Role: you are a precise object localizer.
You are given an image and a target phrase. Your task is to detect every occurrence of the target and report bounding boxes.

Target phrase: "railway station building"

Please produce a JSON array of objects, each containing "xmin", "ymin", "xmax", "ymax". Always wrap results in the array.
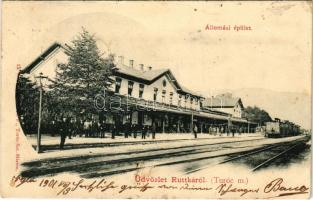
[{"xmin": 20, "ymin": 42, "xmax": 257, "ymax": 135}]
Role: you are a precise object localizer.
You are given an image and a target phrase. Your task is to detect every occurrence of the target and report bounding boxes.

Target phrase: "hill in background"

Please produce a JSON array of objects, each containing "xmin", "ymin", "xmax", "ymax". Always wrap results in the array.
[{"xmin": 214, "ymin": 88, "xmax": 311, "ymax": 129}]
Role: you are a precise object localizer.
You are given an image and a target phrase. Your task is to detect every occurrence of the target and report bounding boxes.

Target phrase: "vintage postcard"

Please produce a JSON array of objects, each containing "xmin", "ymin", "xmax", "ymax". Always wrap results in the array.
[{"xmin": 1, "ymin": 1, "xmax": 312, "ymax": 198}]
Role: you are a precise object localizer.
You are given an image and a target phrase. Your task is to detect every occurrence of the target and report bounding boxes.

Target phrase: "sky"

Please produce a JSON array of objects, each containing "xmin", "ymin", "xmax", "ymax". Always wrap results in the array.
[{"xmin": 3, "ymin": 1, "xmax": 311, "ymax": 96}]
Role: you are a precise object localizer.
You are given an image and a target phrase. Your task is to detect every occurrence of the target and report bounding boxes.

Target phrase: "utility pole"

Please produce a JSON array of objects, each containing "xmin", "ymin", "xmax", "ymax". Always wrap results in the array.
[
  {"xmin": 35, "ymin": 73, "xmax": 47, "ymax": 153},
  {"xmin": 248, "ymin": 121, "xmax": 250, "ymax": 134},
  {"xmin": 191, "ymin": 112, "xmax": 197, "ymax": 138},
  {"xmin": 227, "ymin": 115, "xmax": 232, "ymax": 136}
]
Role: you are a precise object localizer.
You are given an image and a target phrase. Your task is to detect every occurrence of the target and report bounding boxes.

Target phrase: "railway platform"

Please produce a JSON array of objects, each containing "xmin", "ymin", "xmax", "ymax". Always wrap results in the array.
[{"xmin": 20, "ymin": 135, "xmax": 308, "ymax": 178}]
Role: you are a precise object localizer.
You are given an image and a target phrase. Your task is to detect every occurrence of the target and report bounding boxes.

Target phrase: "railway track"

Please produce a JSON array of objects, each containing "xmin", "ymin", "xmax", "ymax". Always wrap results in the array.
[
  {"xmin": 23, "ymin": 137, "xmax": 264, "ymax": 167},
  {"xmin": 251, "ymin": 141, "xmax": 306, "ymax": 171},
  {"xmin": 21, "ymin": 136, "xmax": 309, "ymax": 178},
  {"xmin": 84, "ymin": 138, "xmax": 309, "ymax": 178},
  {"xmin": 21, "ymin": 137, "xmax": 263, "ymax": 178},
  {"xmin": 185, "ymin": 137, "xmax": 310, "ymax": 174}
]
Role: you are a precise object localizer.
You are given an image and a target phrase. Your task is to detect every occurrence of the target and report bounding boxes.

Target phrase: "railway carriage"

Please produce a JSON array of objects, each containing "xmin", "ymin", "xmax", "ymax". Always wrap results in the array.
[{"xmin": 265, "ymin": 118, "xmax": 301, "ymax": 138}]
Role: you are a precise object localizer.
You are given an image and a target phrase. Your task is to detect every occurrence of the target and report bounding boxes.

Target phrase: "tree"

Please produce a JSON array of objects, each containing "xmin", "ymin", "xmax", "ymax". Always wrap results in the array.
[
  {"xmin": 16, "ymin": 73, "xmax": 39, "ymax": 134},
  {"xmin": 50, "ymin": 28, "xmax": 116, "ymax": 117},
  {"xmin": 243, "ymin": 106, "xmax": 272, "ymax": 126}
]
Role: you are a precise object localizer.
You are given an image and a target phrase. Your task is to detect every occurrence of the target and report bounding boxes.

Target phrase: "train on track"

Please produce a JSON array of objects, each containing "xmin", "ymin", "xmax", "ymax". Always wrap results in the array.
[{"xmin": 265, "ymin": 118, "xmax": 301, "ymax": 138}]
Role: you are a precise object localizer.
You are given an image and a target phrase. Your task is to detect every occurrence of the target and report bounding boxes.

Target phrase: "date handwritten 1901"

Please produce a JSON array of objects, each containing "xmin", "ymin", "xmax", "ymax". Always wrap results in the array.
[{"xmin": 10, "ymin": 175, "xmax": 309, "ymax": 197}]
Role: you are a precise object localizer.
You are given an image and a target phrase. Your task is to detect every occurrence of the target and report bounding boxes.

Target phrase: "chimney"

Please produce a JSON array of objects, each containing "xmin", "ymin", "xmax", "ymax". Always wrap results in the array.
[
  {"xmin": 139, "ymin": 64, "xmax": 144, "ymax": 71},
  {"xmin": 148, "ymin": 66, "xmax": 152, "ymax": 71},
  {"xmin": 129, "ymin": 60, "xmax": 134, "ymax": 68},
  {"xmin": 118, "ymin": 56, "xmax": 124, "ymax": 65}
]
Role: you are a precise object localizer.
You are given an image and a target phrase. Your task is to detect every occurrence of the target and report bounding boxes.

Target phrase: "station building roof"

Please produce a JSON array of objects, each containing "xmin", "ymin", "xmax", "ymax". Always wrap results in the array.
[
  {"xmin": 21, "ymin": 42, "xmax": 203, "ymax": 98},
  {"xmin": 203, "ymin": 94, "xmax": 244, "ymax": 109}
]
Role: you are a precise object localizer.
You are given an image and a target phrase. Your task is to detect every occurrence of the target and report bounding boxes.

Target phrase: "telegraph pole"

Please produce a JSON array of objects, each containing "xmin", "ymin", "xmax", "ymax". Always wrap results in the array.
[
  {"xmin": 35, "ymin": 73, "xmax": 47, "ymax": 153},
  {"xmin": 248, "ymin": 121, "xmax": 250, "ymax": 134},
  {"xmin": 191, "ymin": 112, "xmax": 197, "ymax": 138},
  {"xmin": 190, "ymin": 113, "xmax": 193, "ymax": 133},
  {"xmin": 227, "ymin": 115, "xmax": 232, "ymax": 136}
]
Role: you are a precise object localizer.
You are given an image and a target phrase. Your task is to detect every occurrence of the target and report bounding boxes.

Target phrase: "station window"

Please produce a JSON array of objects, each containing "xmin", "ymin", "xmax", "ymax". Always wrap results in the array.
[
  {"xmin": 169, "ymin": 92, "xmax": 173, "ymax": 105},
  {"xmin": 139, "ymin": 84, "xmax": 144, "ymax": 98},
  {"xmin": 115, "ymin": 78, "xmax": 122, "ymax": 93},
  {"xmin": 178, "ymin": 94, "xmax": 182, "ymax": 107},
  {"xmin": 153, "ymin": 88, "xmax": 158, "ymax": 101},
  {"xmin": 128, "ymin": 81, "xmax": 134, "ymax": 96},
  {"xmin": 162, "ymin": 79, "xmax": 167, "ymax": 87},
  {"xmin": 162, "ymin": 90, "xmax": 166, "ymax": 103}
]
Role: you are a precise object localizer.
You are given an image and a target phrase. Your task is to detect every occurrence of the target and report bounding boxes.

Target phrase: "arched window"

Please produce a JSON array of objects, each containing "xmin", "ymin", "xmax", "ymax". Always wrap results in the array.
[{"xmin": 162, "ymin": 79, "xmax": 167, "ymax": 87}]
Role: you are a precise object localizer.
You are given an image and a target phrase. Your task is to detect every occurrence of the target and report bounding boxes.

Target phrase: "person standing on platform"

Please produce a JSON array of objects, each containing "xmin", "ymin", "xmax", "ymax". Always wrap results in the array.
[
  {"xmin": 239, "ymin": 127, "xmax": 243, "ymax": 135},
  {"xmin": 112, "ymin": 124, "xmax": 116, "ymax": 139},
  {"xmin": 193, "ymin": 124, "xmax": 198, "ymax": 139},
  {"xmin": 78, "ymin": 120, "xmax": 83, "ymax": 137},
  {"xmin": 123, "ymin": 123, "xmax": 127, "ymax": 138},
  {"xmin": 100, "ymin": 120, "xmax": 106, "ymax": 138},
  {"xmin": 59, "ymin": 117, "xmax": 67, "ymax": 149},
  {"xmin": 152, "ymin": 122, "xmax": 156, "ymax": 139},
  {"xmin": 67, "ymin": 118, "xmax": 73, "ymax": 139},
  {"xmin": 132, "ymin": 124, "xmax": 137, "ymax": 138},
  {"xmin": 51, "ymin": 120, "xmax": 56, "ymax": 137},
  {"xmin": 83, "ymin": 120, "xmax": 89, "ymax": 137},
  {"xmin": 71, "ymin": 119, "xmax": 77, "ymax": 137},
  {"xmin": 142, "ymin": 125, "xmax": 147, "ymax": 139},
  {"xmin": 92, "ymin": 120, "xmax": 99, "ymax": 138}
]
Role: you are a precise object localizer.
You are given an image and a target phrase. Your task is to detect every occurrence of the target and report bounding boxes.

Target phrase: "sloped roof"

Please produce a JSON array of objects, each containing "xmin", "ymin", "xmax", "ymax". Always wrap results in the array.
[
  {"xmin": 21, "ymin": 42, "xmax": 63, "ymax": 74},
  {"xmin": 203, "ymin": 96, "xmax": 243, "ymax": 108},
  {"xmin": 115, "ymin": 63, "xmax": 169, "ymax": 82},
  {"xmin": 180, "ymin": 85, "xmax": 203, "ymax": 97},
  {"xmin": 116, "ymin": 64, "xmax": 202, "ymax": 97},
  {"xmin": 21, "ymin": 42, "xmax": 202, "ymax": 98}
]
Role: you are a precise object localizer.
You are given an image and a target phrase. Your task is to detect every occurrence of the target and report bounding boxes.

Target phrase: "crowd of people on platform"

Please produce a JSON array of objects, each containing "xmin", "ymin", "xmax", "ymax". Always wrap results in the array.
[
  {"xmin": 22, "ymin": 116, "xmax": 255, "ymax": 149},
  {"xmin": 47, "ymin": 117, "xmax": 158, "ymax": 149}
]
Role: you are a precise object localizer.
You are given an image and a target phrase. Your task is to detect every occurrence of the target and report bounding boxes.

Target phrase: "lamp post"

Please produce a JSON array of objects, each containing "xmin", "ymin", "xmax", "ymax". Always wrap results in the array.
[{"xmin": 35, "ymin": 72, "xmax": 47, "ymax": 153}]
